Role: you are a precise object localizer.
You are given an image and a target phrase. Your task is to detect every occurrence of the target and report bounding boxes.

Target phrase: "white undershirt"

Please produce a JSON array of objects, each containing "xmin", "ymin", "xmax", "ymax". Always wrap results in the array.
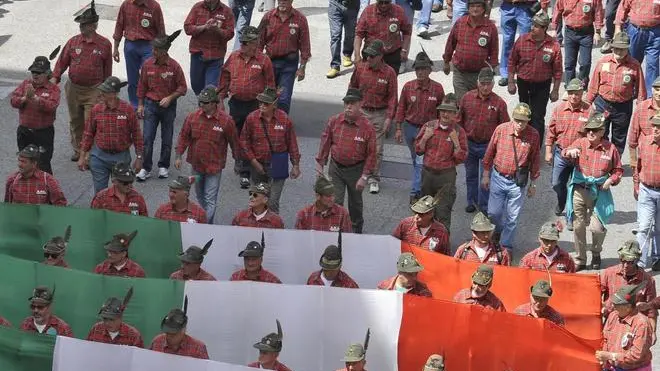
[
  {"xmin": 108, "ymin": 331, "xmax": 120, "ymax": 340},
  {"xmin": 439, "ymin": 124, "xmax": 449, "ymax": 130},
  {"xmin": 474, "ymin": 245, "xmax": 487, "ymax": 260},
  {"xmin": 542, "ymin": 249, "xmax": 559, "ymax": 264},
  {"xmin": 34, "ymin": 321, "xmax": 46, "ymax": 333},
  {"xmin": 418, "ymin": 226, "xmax": 430, "ymax": 236},
  {"xmin": 113, "ymin": 261, "xmax": 127, "ymax": 271},
  {"xmin": 320, "ymin": 274, "xmax": 332, "ymax": 286},
  {"xmin": 253, "ymin": 210, "xmax": 268, "ymax": 221}
]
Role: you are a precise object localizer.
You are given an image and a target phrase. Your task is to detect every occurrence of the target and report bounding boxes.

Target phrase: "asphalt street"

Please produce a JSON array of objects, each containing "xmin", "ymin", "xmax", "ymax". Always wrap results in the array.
[{"xmin": 0, "ymin": 0, "xmax": 657, "ymax": 366}]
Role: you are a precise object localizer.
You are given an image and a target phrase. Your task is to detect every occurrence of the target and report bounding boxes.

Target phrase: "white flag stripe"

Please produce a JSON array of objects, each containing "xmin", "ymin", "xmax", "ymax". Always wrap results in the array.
[
  {"xmin": 184, "ymin": 280, "xmax": 403, "ymax": 371},
  {"xmin": 180, "ymin": 224, "xmax": 402, "ymax": 288}
]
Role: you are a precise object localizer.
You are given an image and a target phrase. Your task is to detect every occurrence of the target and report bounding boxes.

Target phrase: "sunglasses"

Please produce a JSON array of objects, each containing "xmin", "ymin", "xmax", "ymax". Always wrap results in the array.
[
  {"xmin": 249, "ymin": 192, "xmax": 261, "ymax": 198},
  {"xmin": 44, "ymin": 252, "xmax": 59, "ymax": 259},
  {"xmin": 30, "ymin": 304, "xmax": 47, "ymax": 310},
  {"xmin": 585, "ymin": 128, "xmax": 603, "ymax": 133}
]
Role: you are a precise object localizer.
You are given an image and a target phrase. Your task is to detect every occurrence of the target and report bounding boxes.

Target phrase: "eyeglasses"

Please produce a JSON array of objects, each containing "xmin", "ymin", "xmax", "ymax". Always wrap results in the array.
[{"xmin": 44, "ymin": 253, "xmax": 59, "ymax": 259}]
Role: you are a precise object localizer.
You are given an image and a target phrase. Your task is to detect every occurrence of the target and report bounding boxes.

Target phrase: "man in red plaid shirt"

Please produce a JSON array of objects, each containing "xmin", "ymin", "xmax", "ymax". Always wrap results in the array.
[
  {"xmin": 155, "ymin": 176, "xmax": 208, "ymax": 224},
  {"xmin": 52, "ymin": 2, "xmax": 112, "ymax": 162},
  {"xmin": 170, "ymin": 240, "xmax": 217, "ymax": 281},
  {"xmin": 4, "ymin": 145, "xmax": 67, "ymax": 206},
  {"xmin": 392, "ymin": 196, "xmax": 450, "ymax": 255},
  {"xmin": 10, "ymin": 52, "xmax": 62, "ymax": 175},
  {"xmin": 240, "ymin": 87, "xmax": 301, "ymax": 213},
  {"xmin": 513, "ymin": 279, "xmax": 565, "ymax": 326},
  {"xmin": 87, "ymin": 288, "xmax": 144, "ymax": 347},
  {"xmin": 184, "ymin": 0, "xmax": 235, "ymax": 95},
  {"xmin": 78, "ymin": 76, "xmax": 144, "ymax": 194},
  {"xmin": 307, "ymin": 244, "xmax": 359, "ymax": 288},
  {"xmin": 295, "ymin": 177, "xmax": 352, "ymax": 232},
  {"xmin": 453, "ymin": 264, "xmax": 506, "ymax": 311},
  {"xmin": 454, "ymin": 212, "xmax": 512, "ymax": 265},
  {"xmin": 232, "ymin": 183, "xmax": 285, "ymax": 228},
  {"xmin": 175, "ymin": 87, "xmax": 239, "ymax": 223},
  {"xmin": 316, "ymin": 88, "xmax": 377, "ymax": 234},
  {"xmin": 42, "ymin": 226, "xmax": 71, "ymax": 269},
  {"xmin": 507, "ymin": 12, "xmax": 562, "ymax": 144},
  {"xmin": 20, "ymin": 286, "xmax": 73, "ymax": 337},
  {"xmin": 94, "ymin": 230, "xmax": 146, "ymax": 278},
  {"xmin": 378, "ymin": 253, "xmax": 432, "ymax": 297},
  {"xmin": 257, "ymin": 0, "xmax": 311, "ymax": 113},
  {"xmin": 91, "ymin": 162, "xmax": 148, "ymax": 216},
  {"xmin": 230, "ymin": 238, "xmax": 282, "ymax": 283},
  {"xmin": 519, "ymin": 222, "xmax": 576, "ymax": 273},
  {"xmin": 151, "ymin": 304, "xmax": 209, "ymax": 359},
  {"xmin": 628, "ymin": 77, "xmax": 660, "ymax": 172},
  {"xmin": 248, "ymin": 320, "xmax": 291, "ymax": 370}
]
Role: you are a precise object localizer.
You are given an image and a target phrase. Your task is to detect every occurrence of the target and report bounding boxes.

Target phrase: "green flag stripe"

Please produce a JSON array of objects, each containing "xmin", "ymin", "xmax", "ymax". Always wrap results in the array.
[
  {"xmin": 0, "ymin": 326, "xmax": 54, "ymax": 371},
  {"xmin": 0, "ymin": 204, "xmax": 182, "ymax": 279}
]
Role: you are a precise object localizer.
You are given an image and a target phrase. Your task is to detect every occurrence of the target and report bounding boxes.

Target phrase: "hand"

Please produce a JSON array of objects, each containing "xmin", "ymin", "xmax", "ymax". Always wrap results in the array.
[
  {"xmin": 356, "ymin": 176, "xmax": 367, "ymax": 191},
  {"xmin": 296, "ymin": 67, "xmax": 305, "ymax": 82},
  {"xmin": 159, "ymin": 96, "xmax": 173, "ymax": 108},
  {"xmin": 594, "ymin": 33, "xmax": 602, "ymax": 45},
  {"xmin": 113, "ymin": 48, "xmax": 120, "ymax": 63},
  {"xmin": 400, "ymin": 49, "xmax": 409, "ymax": 61},
  {"xmin": 637, "ymin": 301, "xmax": 653, "ymax": 312},
  {"xmin": 290, "ymin": 165, "xmax": 301, "ymax": 179},
  {"xmin": 315, "ymin": 162, "xmax": 324, "ymax": 176},
  {"xmin": 253, "ymin": 161, "xmax": 266, "ymax": 175},
  {"xmin": 174, "ymin": 158, "xmax": 182, "ymax": 170},
  {"xmin": 547, "ymin": 29, "xmax": 557, "ymax": 38},
  {"xmin": 354, "ymin": 53, "xmax": 362, "ymax": 65},
  {"xmin": 133, "ymin": 157, "xmax": 143, "ymax": 172},
  {"xmin": 137, "ymin": 105, "xmax": 145, "ymax": 119},
  {"xmin": 600, "ymin": 178, "xmax": 613, "ymax": 191},
  {"xmin": 77, "ymin": 154, "xmax": 88, "ymax": 171},
  {"xmin": 550, "ymin": 90, "xmax": 559, "ymax": 102},
  {"xmin": 25, "ymin": 84, "xmax": 35, "ymax": 99},
  {"xmin": 595, "ymin": 351, "xmax": 613, "ymax": 363},
  {"xmin": 423, "ymin": 123, "xmax": 435, "ymax": 139},
  {"xmin": 383, "ymin": 118, "xmax": 392, "ymax": 137},
  {"xmin": 634, "ymin": 185, "xmax": 639, "ymax": 201},
  {"xmin": 481, "ymin": 175, "xmax": 490, "ymax": 190},
  {"xmin": 545, "ymin": 150, "xmax": 553, "ymax": 165},
  {"xmin": 443, "ymin": 63, "xmax": 450, "ymax": 75},
  {"xmin": 394, "ymin": 128, "xmax": 403, "ymax": 143},
  {"xmin": 566, "ymin": 148, "xmax": 580, "ymax": 158},
  {"xmin": 507, "ymin": 82, "xmax": 517, "ymax": 95},
  {"xmin": 527, "ymin": 185, "xmax": 536, "ymax": 198},
  {"xmin": 49, "ymin": 77, "xmax": 57, "ymax": 85}
]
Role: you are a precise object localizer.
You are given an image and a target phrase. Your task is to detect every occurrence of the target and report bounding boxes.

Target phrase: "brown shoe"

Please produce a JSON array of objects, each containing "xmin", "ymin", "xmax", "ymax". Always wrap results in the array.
[{"xmin": 70, "ymin": 153, "xmax": 80, "ymax": 162}]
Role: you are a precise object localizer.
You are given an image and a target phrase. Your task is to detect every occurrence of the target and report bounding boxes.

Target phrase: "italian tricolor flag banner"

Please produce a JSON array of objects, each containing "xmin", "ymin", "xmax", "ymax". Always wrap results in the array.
[{"xmin": 0, "ymin": 204, "xmax": 603, "ymax": 370}]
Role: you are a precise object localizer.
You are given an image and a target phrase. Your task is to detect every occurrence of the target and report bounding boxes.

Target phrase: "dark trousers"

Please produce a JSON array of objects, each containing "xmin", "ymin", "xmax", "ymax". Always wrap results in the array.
[
  {"xmin": 563, "ymin": 26, "xmax": 594, "ymax": 88},
  {"xmin": 329, "ymin": 0, "xmax": 358, "ymax": 69},
  {"xmin": 516, "ymin": 78, "xmax": 551, "ymax": 144},
  {"xmin": 421, "ymin": 167, "xmax": 457, "ymax": 231},
  {"xmin": 593, "ymin": 96, "xmax": 633, "ymax": 154},
  {"xmin": 604, "ymin": 0, "xmax": 622, "ymax": 41},
  {"xmin": 229, "ymin": 97, "xmax": 259, "ymax": 178},
  {"xmin": 329, "ymin": 160, "xmax": 365, "ymax": 233},
  {"xmin": 190, "ymin": 53, "xmax": 223, "ymax": 95},
  {"xmin": 272, "ymin": 54, "xmax": 299, "ymax": 114},
  {"xmin": 17, "ymin": 125, "xmax": 54, "ymax": 174},
  {"xmin": 143, "ymin": 98, "xmax": 177, "ymax": 172},
  {"xmin": 383, "ymin": 49, "xmax": 402, "ymax": 75}
]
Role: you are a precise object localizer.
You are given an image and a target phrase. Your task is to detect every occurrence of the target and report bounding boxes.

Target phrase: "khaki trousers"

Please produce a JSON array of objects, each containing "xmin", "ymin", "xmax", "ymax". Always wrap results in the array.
[
  {"xmin": 452, "ymin": 67, "xmax": 479, "ymax": 103},
  {"xmin": 572, "ymin": 186, "xmax": 607, "ymax": 264},
  {"xmin": 361, "ymin": 108, "xmax": 387, "ymax": 183},
  {"xmin": 421, "ymin": 167, "xmax": 457, "ymax": 231},
  {"xmin": 65, "ymin": 80, "xmax": 99, "ymax": 154}
]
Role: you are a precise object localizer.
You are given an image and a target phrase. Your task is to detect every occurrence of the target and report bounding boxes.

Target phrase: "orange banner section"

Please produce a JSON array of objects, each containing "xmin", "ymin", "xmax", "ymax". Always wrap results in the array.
[
  {"xmin": 402, "ymin": 243, "xmax": 603, "ymax": 347},
  {"xmin": 398, "ymin": 295, "xmax": 601, "ymax": 371}
]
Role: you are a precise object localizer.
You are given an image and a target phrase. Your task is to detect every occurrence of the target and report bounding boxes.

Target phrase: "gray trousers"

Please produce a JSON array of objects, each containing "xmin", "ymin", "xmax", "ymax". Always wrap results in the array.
[
  {"xmin": 251, "ymin": 163, "xmax": 286, "ymax": 214},
  {"xmin": 329, "ymin": 160, "xmax": 365, "ymax": 233},
  {"xmin": 452, "ymin": 67, "xmax": 480, "ymax": 103},
  {"xmin": 421, "ymin": 166, "xmax": 457, "ymax": 231},
  {"xmin": 361, "ymin": 108, "xmax": 387, "ymax": 183}
]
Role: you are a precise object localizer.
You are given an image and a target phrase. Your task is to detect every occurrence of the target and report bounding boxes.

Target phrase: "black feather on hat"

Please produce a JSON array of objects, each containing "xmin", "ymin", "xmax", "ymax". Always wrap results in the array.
[
  {"xmin": 261, "ymin": 231, "xmax": 266, "ymax": 250},
  {"xmin": 152, "ymin": 30, "xmax": 182, "ymax": 50},
  {"xmin": 49, "ymin": 46, "xmax": 61, "ymax": 61},
  {"xmin": 121, "ymin": 286, "xmax": 134, "ymax": 312},
  {"xmin": 363, "ymin": 328, "xmax": 370, "ymax": 353}
]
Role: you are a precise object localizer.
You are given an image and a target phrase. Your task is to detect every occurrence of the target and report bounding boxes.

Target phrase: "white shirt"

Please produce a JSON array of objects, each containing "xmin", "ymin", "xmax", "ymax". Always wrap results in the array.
[
  {"xmin": 542, "ymin": 248, "xmax": 559, "ymax": 264},
  {"xmin": 34, "ymin": 321, "xmax": 46, "ymax": 334},
  {"xmin": 320, "ymin": 273, "xmax": 333, "ymax": 286},
  {"xmin": 418, "ymin": 226, "xmax": 430, "ymax": 236},
  {"xmin": 113, "ymin": 261, "xmax": 127, "ymax": 271},
  {"xmin": 253, "ymin": 210, "xmax": 268, "ymax": 221},
  {"xmin": 474, "ymin": 245, "xmax": 487, "ymax": 260},
  {"xmin": 108, "ymin": 331, "xmax": 120, "ymax": 340}
]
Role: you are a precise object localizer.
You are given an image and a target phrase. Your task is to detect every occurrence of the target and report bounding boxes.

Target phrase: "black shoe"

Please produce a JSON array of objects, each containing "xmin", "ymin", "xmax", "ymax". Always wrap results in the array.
[
  {"xmin": 554, "ymin": 205, "xmax": 563, "ymax": 216},
  {"xmin": 409, "ymin": 195, "xmax": 419, "ymax": 205},
  {"xmin": 498, "ymin": 77, "xmax": 508, "ymax": 87},
  {"xmin": 652, "ymin": 259, "xmax": 660, "ymax": 272},
  {"xmin": 590, "ymin": 255, "xmax": 601, "ymax": 270},
  {"xmin": 70, "ymin": 153, "xmax": 80, "ymax": 162},
  {"xmin": 465, "ymin": 204, "xmax": 476, "ymax": 213},
  {"xmin": 239, "ymin": 177, "xmax": 250, "ymax": 189},
  {"xmin": 575, "ymin": 264, "xmax": 587, "ymax": 272}
]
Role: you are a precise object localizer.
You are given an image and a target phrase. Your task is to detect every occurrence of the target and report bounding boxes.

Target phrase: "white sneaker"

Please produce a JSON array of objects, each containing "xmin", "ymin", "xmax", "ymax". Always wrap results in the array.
[
  {"xmin": 158, "ymin": 167, "xmax": 169, "ymax": 179},
  {"xmin": 416, "ymin": 26, "xmax": 429, "ymax": 37},
  {"xmin": 136, "ymin": 169, "xmax": 150, "ymax": 182},
  {"xmin": 369, "ymin": 182, "xmax": 380, "ymax": 194}
]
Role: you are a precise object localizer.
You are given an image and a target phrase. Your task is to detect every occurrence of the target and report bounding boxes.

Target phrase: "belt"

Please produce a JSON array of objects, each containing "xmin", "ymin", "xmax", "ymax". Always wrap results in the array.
[
  {"xmin": 19, "ymin": 125, "xmax": 53, "ymax": 132},
  {"xmin": 504, "ymin": 1, "xmax": 533, "ymax": 4},
  {"xmin": 468, "ymin": 138, "xmax": 489, "ymax": 145},
  {"xmin": 642, "ymin": 183, "xmax": 660, "ymax": 192},
  {"xmin": 332, "ymin": 159, "xmax": 364, "ymax": 168},
  {"xmin": 362, "ymin": 106, "xmax": 387, "ymax": 112},
  {"xmin": 423, "ymin": 166, "xmax": 454, "ymax": 175},
  {"xmin": 631, "ymin": 23, "xmax": 659, "ymax": 31},
  {"xmin": 494, "ymin": 166, "xmax": 515, "ymax": 180},
  {"xmin": 565, "ymin": 25, "xmax": 594, "ymax": 32},
  {"xmin": 99, "ymin": 147, "xmax": 124, "ymax": 155}
]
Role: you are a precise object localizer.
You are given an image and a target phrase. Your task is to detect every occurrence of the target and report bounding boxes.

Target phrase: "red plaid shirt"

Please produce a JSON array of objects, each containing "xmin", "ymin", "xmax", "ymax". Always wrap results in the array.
[
  {"xmin": 616, "ymin": 0, "xmax": 660, "ymax": 28},
  {"xmin": 602, "ymin": 311, "xmax": 653, "ymax": 369},
  {"xmin": 52, "ymin": 33, "xmax": 112, "ymax": 86},
  {"xmin": 586, "ymin": 54, "xmax": 645, "ymax": 103},
  {"xmin": 356, "ymin": 4, "xmax": 412, "ymax": 54},
  {"xmin": 295, "ymin": 203, "xmax": 352, "ymax": 232},
  {"xmin": 628, "ymin": 98, "xmax": 658, "ymax": 149},
  {"xmin": 183, "ymin": 1, "xmax": 235, "ymax": 61},
  {"xmin": 349, "ymin": 62, "xmax": 398, "ymax": 119},
  {"xmin": 394, "ymin": 79, "xmax": 444, "ymax": 126},
  {"xmin": 240, "ymin": 109, "xmax": 301, "ymax": 164},
  {"xmin": 218, "ymin": 51, "xmax": 275, "ymax": 101},
  {"xmin": 391, "ymin": 216, "xmax": 450, "ymax": 255},
  {"xmin": 137, "ymin": 56, "xmax": 187, "ymax": 101},
  {"xmin": 546, "ymin": 101, "xmax": 590, "ymax": 149},
  {"xmin": 0, "ymin": 317, "xmax": 10, "ymax": 327},
  {"xmin": 601, "ymin": 265, "xmax": 658, "ymax": 319},
  {"xmin": 378, "ymin": 275, "xmax": 432, "ymax": 297},
  {"xmin": 634, "ymin": 135, "xmax": 660, "ymax": 188},
  {"xmin": 113, "ymin": 0, "xmax": 165, "ymax": 41},
  {"xmin": 316, "ymin": 113, "xmax": 377, "ymax": 175},
  {"xmin": 4, "ymin": 170, "xmax": 67, "ymax": 206},
  {"xmin": 509, "ymin": 33, "xmax": 562, "ymax": 82},
  {"xmin": 170, "ymin": 268, "xmax": 216, "ymax": 281},
  {"xmin": 155, "ymin": 201, "xmax": 208, "ymax": 224},
  {"xmin": 94, "ymin": 259, "xmax": 146, "ymax": 278},
  {"xmin": 453, "ymin": 288, "xmax": 506, "ymax": 311},
  {"xmin": 307, "ymin": 270, "xmax": 359, "ymax": 288},
  {"xmin": 518, "ymin": 247, "xmax": 576, "ymax": 273},
  {"xmin": 443, "ymin": 16, "xmax": 499, "ymax": 73},
  {"xmin": 20, "ymin": 315, "xmax": 73, "ymax": 337},
  {"xmin": 483, "ymin": 122, "xmax": 541, "ymax": 180},
  {"xmin": 415, "ymin": 121, "xmax": 468, "ymax": 170},
  {"xmin": 513, "ymin": 303, "xmax": 565, "ymax": 326},
  {"xmin": 231, "ymin": 208, "xmax": 285, "ymax": 229},
  {"xmin": 248, "ymin": 361, "xmax": 291, "ymax": 371},
  {"xmin": 86, "ymin": 321, "xmax": 144, "ymax": 347},
  {"xmin": 230, "ymin": 268, "xmax": 282, "ymax": 283},
  {"xmin": 453, "ymin": 241, "xmax": 512, "ymax": 265},
  {"xmin": 552, "ymin": 0, "xmax": 604, "ymax": 30},
  {"xmin": 258, "ymin": 9, "xmax": 311, "ymax": 62},
  {"xmin": 81, "ymin": 99, "xmax": 145, "ymax": 155},
  {"xmin": 150, "ymin": 333, "xmax": 209, "ymax": 359},
  {"xmin": 10, "ymin": 80, "xmax": 61, "ymax": 129},
  {"xmin": 91, "ymin": 185, "xmax": 148, "ymax": 216},
  {"xmin": 176, "ymin": 108, "xmax": 239, "ymax": 174},
  {"xmin": 458, "ymin": 91, "xmax": 510, "ymax": 143},
  {"xmin": 563, "ymin": 137, "xmax": 623, "ymax": 183}
]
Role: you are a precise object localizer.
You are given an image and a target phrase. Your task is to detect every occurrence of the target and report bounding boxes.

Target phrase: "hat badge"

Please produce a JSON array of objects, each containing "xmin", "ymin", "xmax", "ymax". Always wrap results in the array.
[{"xmin": 403, "ymin": 258, "xmax": 409, "ymax": 265}]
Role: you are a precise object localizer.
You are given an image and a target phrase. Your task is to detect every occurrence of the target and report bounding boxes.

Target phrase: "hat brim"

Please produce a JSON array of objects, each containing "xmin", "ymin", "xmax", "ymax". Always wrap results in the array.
[
  {"xmin": 98, "ymin": 84, "xmax": 118, "ymax": 93},
  {"xmin": 341, "ymin": 355, "xmax": 365, "ymax": 362},
  {"xmin": 253, "ymin": 342, "xmax": 280, "ymax": 352},
  {"xmin": 411, "ymin": 204, "xmax": 433, "ymax": 214},
  {"xmin": 104, "ymin": 245, "xmax": 128, "ymax": 253},
  {"xmin": 74, "ymin": 15, "xmax": 100, "ymax": 24},
  {"xmin": 113, "ymin": 174, "xmax": 135, "ymax": 183},
  {"xmin": 531, "ymin": 290, "xmax": 551, "ymax": 298},
  {"xmin": 179, "ymin": 253, "xmax": 203, "ymax": 264},
  {"xmin": 256, "ymin": 94, "xmax": 277, "ymax": 104},
  {"xmin": 342, "ymin": 96, "xmax": 361, "ymax": 103},
  {"xmin": 320, "ymin": 258, "xmax": 341, "ymax": 270},
  {"xmin": 538, "ymin": 234, "xmax": 559, "ymax": 241},
  {"xmin": 512, "ymin": 113, "xmax": 531, "ymax": 121},
  {"xmin": 99, "ymin": 311, "xmax": 121, "ymax": 320},
  {"xmin": 28, "ymin": 66, "xmax": 48, "ymax": 74},
  {"xmin": 161, "ymin": 323, "xmax": 185, "ymax": 333},
  {"xmin": 398, "ymin": 265, "xmax": 423, "ymax": 273},
  {"xmin": 472, "ymin": 274, "xmax": 493, "ymax": 286},
  {"xmin": 413, "ymin": 61, "xmax": 433, "ymax": 69},
  {"xmin": 437, "ymin": 105, "xmax": 458, "ymax": 112},
  {"xmin": 583, "ymin": 124, "xmax": 605, "ymax": 131},
  {"xmin": 239, "ymin": 250, "xmax": 263, "ymax": 258},
  {"xmin": 478, "ymin": 77, "xmax": 494, "ymax": 83},
  {"xmin": 611, "ymin": 42, "xmax": 629, "ymax": 49},
  {"xmin": 619, "ymin": 253, "xmax": 640, "ymax": 262},
  {"xmin": 362, "ymin": 49, "xmax": 380, "ymax": 57},
  {"xmin": 30, "ymin": 298, "xmax": 51, "ymax": 306}
]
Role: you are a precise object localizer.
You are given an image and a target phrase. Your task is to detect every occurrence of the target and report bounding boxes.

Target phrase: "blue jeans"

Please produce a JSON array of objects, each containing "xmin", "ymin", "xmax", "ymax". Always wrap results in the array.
[
  {"xmin": 464, "ymin": 140, "xmax": 489, "ymax": 212},
  {"xmin": 563, "ymin": 26, "xmax": 594, "ymax": 87},
  {"xmin": 451, "ymin": 0, "xmax": 467, "ymax": 26},
  {"xmin": 499, "ymin": 2, "xmax": 532, "ymax": 79},
  {"xmin": 193, "ymin": 170, "xmax": 222, "ymax": 224},
  {"xmin": 190, "ymin": 53, "xmax": 223, "ymax": 95},
  {"xmin": 89, "ymin": 146, "xmax": 132, "ymax": 194},
  {"xmin": 358, "ymin": 0, "xmax": 370, "ymax": 18},
  {"xmin": 394, "ymin": 0, "xmax": 414, "ymax": 25},
  {"xmin": 272, "ymin": 55, "xmax": 299, "ymax": 114},
  {"xmin": 403, "ymin": 122, "xmax": 422, "ymax": 196},
  {"xmin": 626, "ymin": 23, "xmax": 660, "ymax": 99},
  {"xmin": 143, "ymin": 99, "xmax": 177, "ymax": 172},
  {"xmin": 124, "ymin": 40, "xmax": 153, "ymax": 108},
  {"xmin": 329, "ymin": 0, "xmax": 358, "ymax": 69},
  {"xmin": 231, "ymin": 0, "xmax": 256, "ymax": 51},
  {"xmin": 551, "ymin": 145, "xmax": 574, "ymax": 213},
  {"xmin": 604, "ymin": 0, "xmax": 622, "ymax": 41},
  {"xmin": 637, "ymin": 184, "xmax": 660, "ymax": 267},
  {"xmin": 488, "ymin": 169, "xmax": 524, "ymax": 249},
  {"xmin": 417, "ymin": 0, "xmax": 434, "ymax": 29}
]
